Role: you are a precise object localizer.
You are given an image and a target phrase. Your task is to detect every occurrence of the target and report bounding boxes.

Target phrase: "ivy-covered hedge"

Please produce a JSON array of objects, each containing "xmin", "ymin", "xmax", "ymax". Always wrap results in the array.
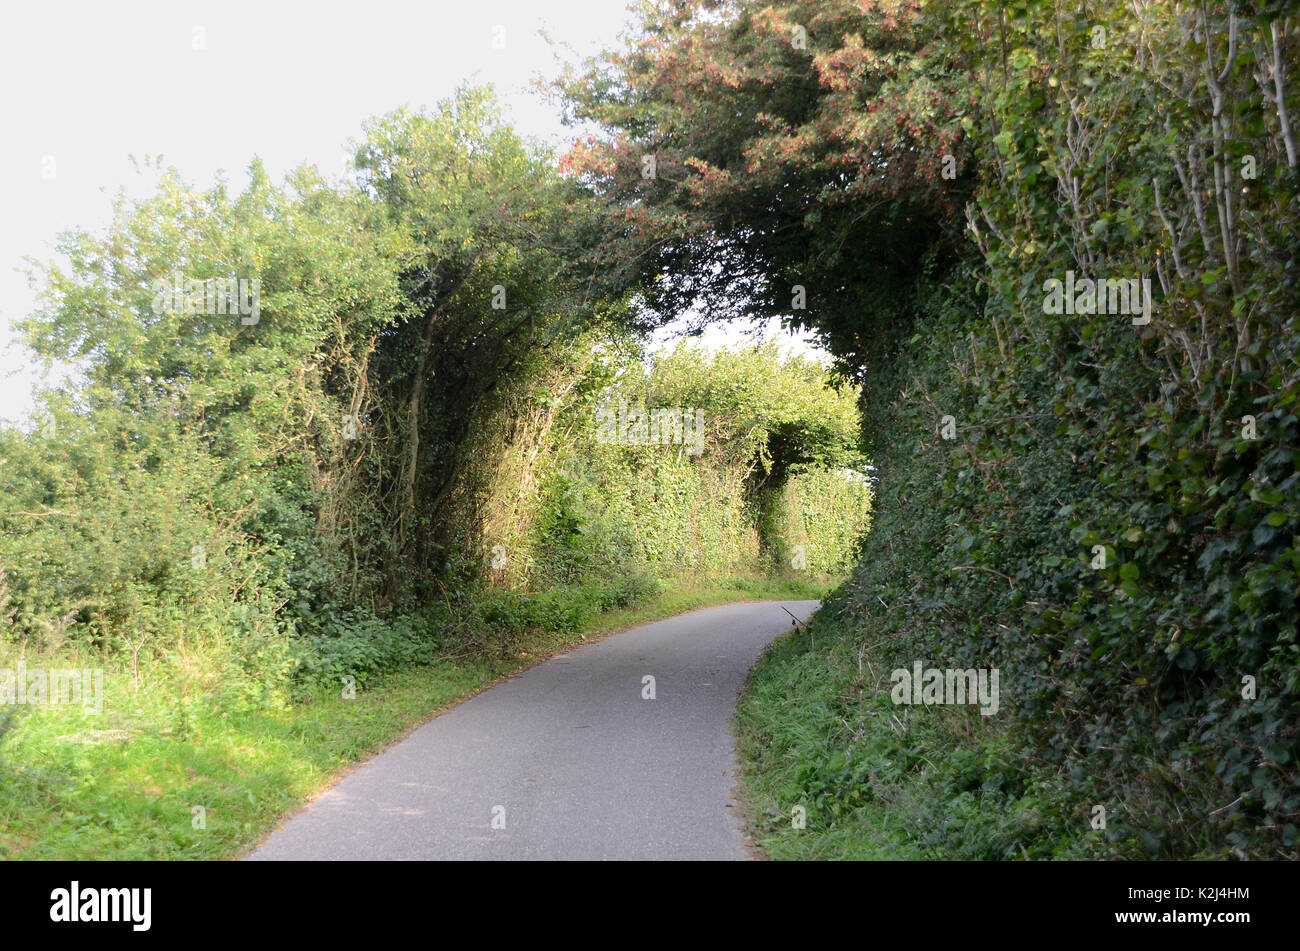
[{"xmin": 735, "ymin": 1, "xmax": 1299, "ymax": 860}]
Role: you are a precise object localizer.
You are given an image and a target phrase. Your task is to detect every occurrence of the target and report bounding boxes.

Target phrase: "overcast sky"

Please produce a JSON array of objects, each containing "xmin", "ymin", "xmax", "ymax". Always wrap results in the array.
[{"xmin": 0, "ymin": 0, "xmax": 824, "ymax": 424}]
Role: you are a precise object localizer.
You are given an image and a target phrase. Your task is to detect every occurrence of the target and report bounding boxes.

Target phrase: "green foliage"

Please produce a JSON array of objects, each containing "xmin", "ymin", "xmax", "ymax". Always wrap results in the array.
[
  {"xmin": 555, "ymin": 0, "xmax": 977, "ymax": 352},
  {"xmin": 762, "ymin": 467, "xmax": 872, "ymax": 576},
  {"xmin": 583, "ymin": 1, "xmax": 1300, "ymax": 859},
  {"xmin": 0, "ymin": 88, "xmax": 871, "ymax": 832},
  {"xmin": 509, "ymin": 339, "xmax": 871, "ymax": 586}
]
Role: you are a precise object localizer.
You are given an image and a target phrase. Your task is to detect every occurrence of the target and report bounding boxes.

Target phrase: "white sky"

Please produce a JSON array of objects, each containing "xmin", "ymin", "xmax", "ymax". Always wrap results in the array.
[{"xmin": 0, "ymin": 0, "xmax": 823, "ymax": 424}]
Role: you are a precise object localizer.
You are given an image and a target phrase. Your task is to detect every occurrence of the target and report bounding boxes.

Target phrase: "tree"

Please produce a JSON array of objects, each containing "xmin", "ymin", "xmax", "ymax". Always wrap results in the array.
[{"xmin": 554, "ymin": 0, "xmax": 978, "ymax": 371}]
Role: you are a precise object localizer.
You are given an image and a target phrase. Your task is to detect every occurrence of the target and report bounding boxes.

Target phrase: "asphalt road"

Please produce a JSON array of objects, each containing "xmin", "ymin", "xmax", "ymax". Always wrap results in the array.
[{"xmin": 249, "ymin": 599, "xmax": 820, "ymax": 860}]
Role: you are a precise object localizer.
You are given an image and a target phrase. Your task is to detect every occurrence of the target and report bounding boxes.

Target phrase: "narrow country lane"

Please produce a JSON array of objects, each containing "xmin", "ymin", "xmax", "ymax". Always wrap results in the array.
[{"xmin": 248, "ymin": 600, "xmax": 820, "ymax": 860}]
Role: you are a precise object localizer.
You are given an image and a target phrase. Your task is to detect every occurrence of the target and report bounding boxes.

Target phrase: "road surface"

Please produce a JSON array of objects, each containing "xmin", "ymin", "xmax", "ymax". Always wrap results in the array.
[{"xmin": 249, "ymin": 599, "xmax": 819, "ymax": 860}]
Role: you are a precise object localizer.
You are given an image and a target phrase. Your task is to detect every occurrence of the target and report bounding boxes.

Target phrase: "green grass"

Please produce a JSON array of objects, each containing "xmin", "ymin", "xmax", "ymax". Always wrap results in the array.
[
  {"xmin": 733, "ymin": 612, "xmax": 1090, "ymax": 861},
  {"xmin": 0, "ymin": 573, "xmax": 829, "ymax": 860}
]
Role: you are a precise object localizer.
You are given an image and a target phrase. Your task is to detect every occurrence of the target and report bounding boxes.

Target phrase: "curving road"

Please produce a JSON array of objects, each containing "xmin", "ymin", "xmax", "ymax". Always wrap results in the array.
[{"xmin": 249, "ymin": 599, "xmax": 819, "ymax": 861}]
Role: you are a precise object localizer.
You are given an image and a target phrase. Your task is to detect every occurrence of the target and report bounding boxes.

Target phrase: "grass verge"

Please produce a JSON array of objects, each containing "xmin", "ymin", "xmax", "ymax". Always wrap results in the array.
[
  {"xmin": 0, "ymin": 573, "xmax": 828, "ymax": 860},
  {"xmin": 733, "ymin": 608, "xmax": 1090, "ymax": 861}
]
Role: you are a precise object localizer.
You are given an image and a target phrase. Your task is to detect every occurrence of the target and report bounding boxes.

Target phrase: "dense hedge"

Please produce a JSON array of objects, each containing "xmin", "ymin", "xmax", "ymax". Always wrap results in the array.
[
  {"xmin": 477, "ymin": 339, "xmax": 872, "ymax": 588},
  {"xmin": 736, "ymin": 1, "xmax": 1300, "ymax": 859},
  {"xmin": 1, "ymin": 87, "xmax": 872, "ymax": 713}
]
